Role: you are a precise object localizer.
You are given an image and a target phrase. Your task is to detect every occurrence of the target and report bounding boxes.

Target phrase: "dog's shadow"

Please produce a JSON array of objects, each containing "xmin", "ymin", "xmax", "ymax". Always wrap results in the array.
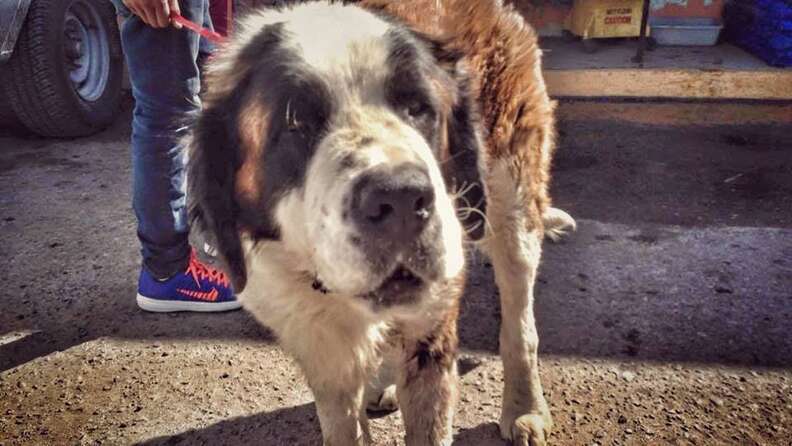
[
  {"xmin": 135, "ymin": 404, "xmax": 505, "ymax": 446},
  {"xmin": 136, "ymin": 403, "xmax": 322, "ymax": 446},
  {"xmin": 134, "ymin": 357, "xmax": 503, "ymax": 446},
  {"xmin": 135, "ymin": 406, "xmax": 503, "ymax": 446}
]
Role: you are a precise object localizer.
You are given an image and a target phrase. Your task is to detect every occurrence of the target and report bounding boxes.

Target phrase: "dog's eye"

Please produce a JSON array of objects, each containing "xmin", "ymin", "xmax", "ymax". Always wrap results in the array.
[
  {"xmin": 286, "ymin": 101, "xmax": 302, "ymax": 132},
  {"xmin": 405, "ymin": 99, "xmax": 431, "ymax": 119},
  {"xmin": 285, "ymin": 99, "xmax": 326, "ymax": 138},
  {"xmin": 406, "ymin": 101, "xmax": 429, "ymax": 118}
]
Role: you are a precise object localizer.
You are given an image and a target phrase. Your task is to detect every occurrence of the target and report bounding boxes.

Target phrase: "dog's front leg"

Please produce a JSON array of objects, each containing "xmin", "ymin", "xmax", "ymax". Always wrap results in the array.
[
  {"xmin": 481, "ymin": 160, "xmax": 554, "ymax": 446},
  {"xmin": 489, "ymin": 226, "xmax": 552, "ymax": 446},
  {"xmin": 310, "ymin": 378, "xmax": 369, "ymax": 446},
  {"xmin": 398, "ymin": 315, "xmax": 458, "ymax": 446}
]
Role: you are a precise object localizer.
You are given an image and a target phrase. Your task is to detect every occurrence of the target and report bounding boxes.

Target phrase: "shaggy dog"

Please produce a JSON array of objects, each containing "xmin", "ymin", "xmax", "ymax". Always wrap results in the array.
[{"xmin": 187, "ymin": 1, "xmax": 575, "ymax": 444}]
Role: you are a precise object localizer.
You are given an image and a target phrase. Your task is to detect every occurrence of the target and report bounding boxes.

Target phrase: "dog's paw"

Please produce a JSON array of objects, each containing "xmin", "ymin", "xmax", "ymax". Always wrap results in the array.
[
  {"xmin": 500, "ymin": 409, "xmax": 552, "ymax": 446},
  {"xmin": 365, "ymin": 384, "xmax": 398, "ymax": 413},
  {"xmin": 542, "ymin": 207, "xmax": 576, "ymax": 242}
]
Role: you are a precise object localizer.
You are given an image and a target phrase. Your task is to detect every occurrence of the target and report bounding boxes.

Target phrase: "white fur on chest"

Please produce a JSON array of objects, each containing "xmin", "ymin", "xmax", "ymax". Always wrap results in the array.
[{"xmin": 239, "ymin": 241, "xmax": 456, "ymax": 383}]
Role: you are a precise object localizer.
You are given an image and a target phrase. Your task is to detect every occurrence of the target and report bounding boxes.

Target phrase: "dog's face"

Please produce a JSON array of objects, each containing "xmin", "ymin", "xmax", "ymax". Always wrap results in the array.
[{"xmin": 188, "ymin": 3, "xmax": 486, "ymax": 306}]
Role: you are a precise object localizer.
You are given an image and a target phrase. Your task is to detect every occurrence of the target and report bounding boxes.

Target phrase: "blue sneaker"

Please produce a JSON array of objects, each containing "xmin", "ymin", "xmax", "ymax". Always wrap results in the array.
[{"xmin": 136, "ymin": 249, "xmax": 241, "ymax": 312}]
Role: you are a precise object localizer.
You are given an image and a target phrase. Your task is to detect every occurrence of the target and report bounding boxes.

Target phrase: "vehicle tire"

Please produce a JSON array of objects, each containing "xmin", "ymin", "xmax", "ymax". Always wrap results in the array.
[
  {"xmin": 0, "ymin": 0, "xmax": 122, "ymax": 138},
  {"xmin": 0, "ymin": 85, "xmax": 22, "ymax": 129}
]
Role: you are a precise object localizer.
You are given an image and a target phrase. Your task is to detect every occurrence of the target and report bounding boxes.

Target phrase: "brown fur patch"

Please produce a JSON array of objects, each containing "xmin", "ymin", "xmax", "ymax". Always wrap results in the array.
[
  {"xmin": 399, "ymin": 271, "xmax": 464, "ymax": 377},
  {"xmin": 359, "ymin": 0, "xmax": 447, "ymax": 34},
  {"xmin": 428, "ymin": 76, "xmax": 457, "ymax": 178},
  {"xmin": 235, "ymin": 98, "xmax": 270, "ymax": 204},
  {"xmin": 396, "ymin": 274, "xmax": 463, "ymax": 445},
  {"xmin": 406, "ymin": 307, "xmax": 458, "ymax": 374}
]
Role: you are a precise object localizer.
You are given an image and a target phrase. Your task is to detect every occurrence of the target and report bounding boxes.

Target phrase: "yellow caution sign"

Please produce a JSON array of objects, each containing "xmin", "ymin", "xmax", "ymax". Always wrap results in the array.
[{"xmin": 565, "ymin": 0, "xmax": 646, "ymax": 39}]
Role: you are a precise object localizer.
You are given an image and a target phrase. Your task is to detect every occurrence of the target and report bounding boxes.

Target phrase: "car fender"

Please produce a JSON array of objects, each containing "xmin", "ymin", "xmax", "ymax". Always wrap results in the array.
[{"xmin": 0, "ymin": 0, "xmax": 33, "ymax": 63}]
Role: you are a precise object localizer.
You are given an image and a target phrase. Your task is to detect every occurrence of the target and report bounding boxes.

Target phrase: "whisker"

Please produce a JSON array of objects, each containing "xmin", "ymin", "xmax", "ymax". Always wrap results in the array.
[
  {"xmin": 465, "ymin": 220, "xmax": 482, "ymax": 235},
  {"xmin": 448, "ymin": 181, "xmax": 468, "ymax": 199},
  {"xmin": 456, "ymin": 206, "xmax": 493, "ymax": 239},
  {"xmin": 456, "ymin": 182, "xmax": 478, "ymax": 200},
  {"xmin": 439, "ymin": 150, "xmax": 468, "ymax": 166},
  {"xmin": 455, "ymin": 197, "xmax": 474, "ymax": 220}
]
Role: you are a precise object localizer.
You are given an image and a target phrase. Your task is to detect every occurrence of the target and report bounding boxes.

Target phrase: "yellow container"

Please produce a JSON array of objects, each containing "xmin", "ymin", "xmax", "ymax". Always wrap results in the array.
[{"xmin": 565, "ymin": 0, "xmax": 646, "ymax": 39}]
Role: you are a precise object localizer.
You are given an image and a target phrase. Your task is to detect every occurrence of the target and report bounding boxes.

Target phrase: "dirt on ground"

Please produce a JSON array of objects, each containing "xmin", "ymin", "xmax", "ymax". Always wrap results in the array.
[{"xmin": 1, "ymin": 100, "xmax": 791, "ymax": 445}]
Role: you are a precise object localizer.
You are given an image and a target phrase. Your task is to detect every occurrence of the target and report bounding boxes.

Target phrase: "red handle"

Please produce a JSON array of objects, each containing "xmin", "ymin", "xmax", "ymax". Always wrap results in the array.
[{"xmin": 170, "ymin": 12, "xmax": 227, "ymax": 45}]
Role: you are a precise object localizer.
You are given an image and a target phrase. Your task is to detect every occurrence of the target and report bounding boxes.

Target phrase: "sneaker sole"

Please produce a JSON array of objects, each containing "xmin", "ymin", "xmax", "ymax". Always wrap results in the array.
[{"xmin": 136, "ymin": 294, "xmax": 242, "ymax": 313}]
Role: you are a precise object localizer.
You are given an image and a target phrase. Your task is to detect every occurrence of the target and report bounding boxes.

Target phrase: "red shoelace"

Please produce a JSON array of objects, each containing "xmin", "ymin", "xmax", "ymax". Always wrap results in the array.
[{"xmin": 186, "ymin": 249, "xmax": 230, "ymax": 288}]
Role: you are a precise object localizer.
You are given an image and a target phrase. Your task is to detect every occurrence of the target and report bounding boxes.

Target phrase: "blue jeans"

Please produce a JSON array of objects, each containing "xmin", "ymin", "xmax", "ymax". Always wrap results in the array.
[{"xmin": 111, "ymin": 0, "xmax": 210, "ymax": 278}]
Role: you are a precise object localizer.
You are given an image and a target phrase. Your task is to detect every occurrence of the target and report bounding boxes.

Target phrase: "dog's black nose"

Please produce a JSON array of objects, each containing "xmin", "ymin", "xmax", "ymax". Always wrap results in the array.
[{"xmin": 351, "ymin": 164, "xmax": 435, "ymax": 243}]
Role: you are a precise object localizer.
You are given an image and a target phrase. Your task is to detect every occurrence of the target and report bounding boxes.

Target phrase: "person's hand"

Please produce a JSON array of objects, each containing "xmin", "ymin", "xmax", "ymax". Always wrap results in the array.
[{"xmin": 122, "ymin": 0, "xmax": 183, "ymax": 29}]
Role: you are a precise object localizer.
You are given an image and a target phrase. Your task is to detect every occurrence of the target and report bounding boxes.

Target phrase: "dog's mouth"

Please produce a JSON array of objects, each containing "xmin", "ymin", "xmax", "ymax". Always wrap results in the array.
[
  {"xmin": 377, "ymin": 265, "xmax": 424, "ymax": 294},
  {"xmin": 361, "ymin": 264, "xmax": 426, "ymax": 307},
  {"xmin": 311, "ymin": 264, "xmax": 426, "ymax": 304}
]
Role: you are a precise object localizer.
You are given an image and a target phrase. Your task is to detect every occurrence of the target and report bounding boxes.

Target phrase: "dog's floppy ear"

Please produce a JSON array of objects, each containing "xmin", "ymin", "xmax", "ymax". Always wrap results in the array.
[
  {"xmin": 186, "ymin": 102, "xmax": 248, "ymax": 291},
  {"xmin": 187, "ymin": 23, "xmax": 291, "ymax": 292},
  {"xmin": 430, "ymin": 42, "xmax": 488, "ymax": 241}
]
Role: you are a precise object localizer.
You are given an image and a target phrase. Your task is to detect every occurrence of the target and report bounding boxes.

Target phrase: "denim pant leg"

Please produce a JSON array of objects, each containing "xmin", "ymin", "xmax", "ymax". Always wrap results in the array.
[
  {"xmin": 199, "ymin": 6, "xmax": 215, "ymax": 56},
  {"xmin": 113, "ymin": 0, "xmax": 209, "ymax": 278}
]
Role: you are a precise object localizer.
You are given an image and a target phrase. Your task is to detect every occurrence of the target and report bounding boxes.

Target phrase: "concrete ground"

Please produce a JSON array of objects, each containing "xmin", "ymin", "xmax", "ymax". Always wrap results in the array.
[
  {"xmin": 543, "ymin": 40, "xmax": 774, "ymax": 71},
  {"xmin": 541, "ymin": 39, "xmax": 792, "ymax": 100},
  {"xmin": 1, "ymin": 100, "xmax": 791, "ymax": 445}
]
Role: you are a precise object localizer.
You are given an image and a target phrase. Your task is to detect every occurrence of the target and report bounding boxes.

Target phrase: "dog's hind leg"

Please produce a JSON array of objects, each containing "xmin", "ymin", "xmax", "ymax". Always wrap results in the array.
[
  {"xmin": 365, "ymin": 348, "xmax": 399, "ymax": 412},
  {"xmin": 482, "ymin": 158, "xmax": 553, "ymax": 446},
  {"xmin": 365, "ymin": 381, "xmax": 398, "ymax": 413},
  {"xmin": 397, "ymin": 313, "xmax": 458, "ymax": 446}
]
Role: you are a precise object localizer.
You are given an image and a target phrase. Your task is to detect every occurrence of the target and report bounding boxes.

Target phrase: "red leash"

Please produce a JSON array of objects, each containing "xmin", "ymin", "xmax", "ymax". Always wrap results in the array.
[{"xmin": 170, "ymin": 12, "xmax": 227, "ymax": 45}]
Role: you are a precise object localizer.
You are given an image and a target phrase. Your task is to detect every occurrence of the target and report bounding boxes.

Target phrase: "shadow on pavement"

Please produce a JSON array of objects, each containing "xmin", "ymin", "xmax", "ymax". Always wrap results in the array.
[
  {"xmin": 135, "ymin": 403, "xmax": 321, "ymax": 446},
  {"xmin": 0, "ymin": 283, "xmax": 274, "ymax": 371},
  {"xmin": 135, "ymin": 406, "xmax": 505, "ymax": 445}
]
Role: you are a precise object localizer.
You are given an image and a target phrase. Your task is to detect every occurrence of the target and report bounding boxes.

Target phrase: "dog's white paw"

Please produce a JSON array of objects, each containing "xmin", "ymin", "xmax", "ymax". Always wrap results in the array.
[
  {"xmin": 543, "ymin": 207, "xmax": 576, "ymax": 242},
  {"xmin": 365, "ymin": 384, "xmax": 398, "ymax": 412},
  {"xmin": 500, "ymin": 408, "xmax": 552, "ymax": 446}
]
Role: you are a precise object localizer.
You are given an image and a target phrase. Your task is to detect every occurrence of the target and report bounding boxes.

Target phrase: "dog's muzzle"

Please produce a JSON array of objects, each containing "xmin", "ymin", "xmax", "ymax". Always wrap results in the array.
[
  {"xmin": 350, "ymin": 162, "xmax": 435, "ymax": 244},
  {"xmin": 344, "ymin": 162, "xmax": 440, "ymax": 306}
]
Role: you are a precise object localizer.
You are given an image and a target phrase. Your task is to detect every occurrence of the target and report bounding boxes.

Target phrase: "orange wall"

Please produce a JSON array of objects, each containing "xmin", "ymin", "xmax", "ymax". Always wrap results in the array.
[{"xmin": 509, "ymin": 1, "xmax": 573, "ymax": 35}]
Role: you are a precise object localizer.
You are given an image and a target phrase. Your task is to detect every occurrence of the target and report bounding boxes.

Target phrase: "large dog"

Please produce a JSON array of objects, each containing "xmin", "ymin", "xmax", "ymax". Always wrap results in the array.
[{"xmin": 187, "ymin": 1, "xmax": 575, "ymax": 444}]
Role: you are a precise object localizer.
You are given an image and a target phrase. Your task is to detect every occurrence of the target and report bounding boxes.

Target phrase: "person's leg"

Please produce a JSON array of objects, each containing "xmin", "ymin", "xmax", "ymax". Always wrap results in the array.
[
  {"xmin": 112, "ymin": 0, "xmax": 238, "ymax": 311},
  {"xmin": 119, "ymin": 0, "xmax": 205, "ymax": 278},
  {"xmin": 198, "ymin": 5, "xmax": 215, "ymax": 57}
]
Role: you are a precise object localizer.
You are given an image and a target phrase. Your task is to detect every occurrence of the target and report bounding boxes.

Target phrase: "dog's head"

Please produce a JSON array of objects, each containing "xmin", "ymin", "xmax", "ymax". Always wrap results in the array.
[{"xmin": 187, "ymin": 2, "xmax": 486, "ymax": 306}]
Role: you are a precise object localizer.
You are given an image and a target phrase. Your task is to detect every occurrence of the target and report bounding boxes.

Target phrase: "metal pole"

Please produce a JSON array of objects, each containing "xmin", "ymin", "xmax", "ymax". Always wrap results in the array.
[{"xmin": 632, "ymin": 0, "xmax": 652, "ymax": 65}]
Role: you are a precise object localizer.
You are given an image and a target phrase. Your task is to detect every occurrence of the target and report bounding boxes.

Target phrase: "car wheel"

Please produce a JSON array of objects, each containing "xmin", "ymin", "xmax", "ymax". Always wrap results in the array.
[
  {"xmin": 0, "ymin": 85, "xmax": 22, "ymax": 129},
  {"xmin": 0, "ymin": 0, "xmax": 123, "ymax": 138}
]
